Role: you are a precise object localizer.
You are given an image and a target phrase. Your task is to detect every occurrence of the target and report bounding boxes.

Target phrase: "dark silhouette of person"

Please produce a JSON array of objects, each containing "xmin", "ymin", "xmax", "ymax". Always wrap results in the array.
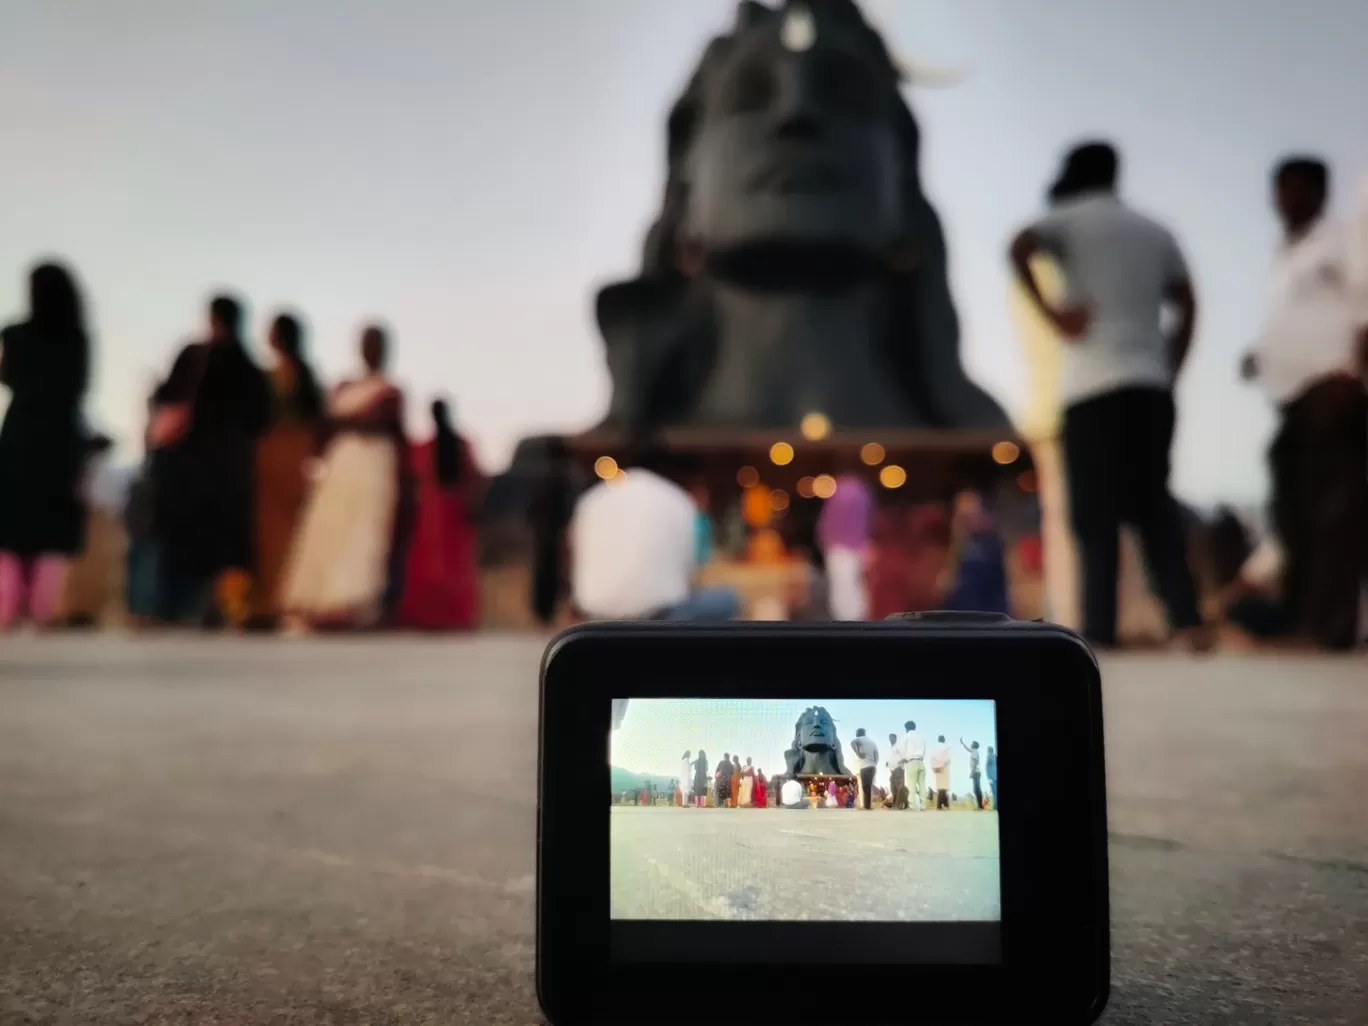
[
  {"xmin": 528, "ymin": 438, "xmax": 578, "ymax": 626},
  {"xmin": 248, "ymin": 312, "xmax": 325, "ymax": 630},
  {"xmin": 150, "ymin": 294, "xmax": 272, "ymax": 624},
  {"xmin": 0, "ymin": 261, "xmax": 92, "ymax": 627}
]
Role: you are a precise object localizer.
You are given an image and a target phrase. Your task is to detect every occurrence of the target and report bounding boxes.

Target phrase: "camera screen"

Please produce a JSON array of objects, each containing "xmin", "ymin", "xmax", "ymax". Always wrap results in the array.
[{"xmin": 609, "ymin": 699, "xmax": 1000, "ymax": 931}]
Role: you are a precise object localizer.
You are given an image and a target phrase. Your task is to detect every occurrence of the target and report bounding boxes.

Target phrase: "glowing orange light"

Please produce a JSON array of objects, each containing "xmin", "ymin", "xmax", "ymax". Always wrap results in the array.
[
  {"xmin": 879, "ymin": 464, "xmax": 907, "ymax": 489},
  {"xmin": 800, "ymin": 412, "xmax": 832, "ymax": 442},
  {"xmin": 736, "ymin": 465, "xmax": 760, "ymax": 489},
  {"xmin": 796, "ymin": 476, "xmax": 817, "ymax": 499},
  {"xmin": 770, "ymin": 489, "xmax": 791, "ymax": 512},
  {"xmin": 594, "ymin": 456, "xmax": 619, "ymax": 480},
  {"xmin": 1017, "ymin": 470, "xmax": 1039, "ymax": 493},
  {"xmin": 992, "ymin": 441, "xmax": 1021, "ymax": 466},
  {"xmin": 860, "ymin": 442, "xmax": 885, "ymax": 466},
  {"xmin": 769, "ymin": 442, "xmax": 795, "ymax": 466},
  {"xmin": 812, "ymin": 474, "xmax": 837, "ymax": 499}
]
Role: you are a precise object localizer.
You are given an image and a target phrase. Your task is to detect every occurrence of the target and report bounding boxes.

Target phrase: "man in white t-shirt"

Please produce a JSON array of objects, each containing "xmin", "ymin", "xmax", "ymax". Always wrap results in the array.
[
  {"xmin": 779, "ymin": 777, "xmax": 806, "ymax": 809},
  {"xmin": 569, "ymin": 445, "xmax": 740, "ymax": 621},
  {"xmin": 848, "ymin": 728, "xmax": 879, "ymax": 811},
  {"xmin": 1010, "ymin": 140, "xmax": 1208, "ymax": 652},
  {"xmin": 1242, "ymin": 157, "xmax": 1368, "ymax": 650}
]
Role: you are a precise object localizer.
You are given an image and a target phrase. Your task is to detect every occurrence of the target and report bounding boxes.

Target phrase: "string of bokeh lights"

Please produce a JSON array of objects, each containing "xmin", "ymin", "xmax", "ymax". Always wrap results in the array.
[{"xmin": 591, "ymin": 412, "xmax": 1034, "ymax": 505}]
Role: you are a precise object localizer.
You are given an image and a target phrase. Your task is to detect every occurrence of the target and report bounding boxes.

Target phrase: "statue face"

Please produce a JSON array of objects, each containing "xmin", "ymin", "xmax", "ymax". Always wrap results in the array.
[
  {"xmin": 684, "ymin": 11, "xmax": 903, "ymax": 261},
  {"xmin": 796, "ymin": 707, "xmax": 837, "ymax": 749}
]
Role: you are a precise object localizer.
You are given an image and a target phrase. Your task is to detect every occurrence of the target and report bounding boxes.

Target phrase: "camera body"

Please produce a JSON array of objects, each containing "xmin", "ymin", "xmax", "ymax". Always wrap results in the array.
[{"xmin": 538, "ymin": 615, "xmax": 1109, "ymax": 1026}]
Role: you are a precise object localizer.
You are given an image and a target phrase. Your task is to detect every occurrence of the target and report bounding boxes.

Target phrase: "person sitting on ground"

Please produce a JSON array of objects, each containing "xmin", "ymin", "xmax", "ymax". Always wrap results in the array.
[
  {"xmin": 779, "ymin": 776, "xmax": 806, "ymax": 809},
  {"xmin": 569, "ymin": 442, "xmax": 740, "ymax": 621}
]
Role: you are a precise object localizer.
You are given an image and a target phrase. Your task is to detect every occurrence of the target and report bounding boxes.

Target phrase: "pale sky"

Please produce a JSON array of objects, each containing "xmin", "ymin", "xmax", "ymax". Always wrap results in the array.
[
  {"xmin": 612, "ymin": 698, "xmax": 997, "ymax": 796},
  {"xmin": 2, "ymin": 0, "xmax": 1366, "ymax": 503}
]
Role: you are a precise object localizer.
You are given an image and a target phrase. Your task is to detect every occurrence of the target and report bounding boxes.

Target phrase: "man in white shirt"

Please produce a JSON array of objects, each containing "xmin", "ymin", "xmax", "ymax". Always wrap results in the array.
[
  {"xmin": 897, "ymin": 720, "xmax": 926, "ymax": 812},
  {"xmin": 849, "ymin": 728, "xmax": 879, "ymax": 811},
  {"xmin": 885, "ymin": 732, "xmax": 906, "ymax": 809},
  {"xmin": 1010, "ymin": 140, "xmax": 1208, "ymax": 652},
  {"xmin": 1242, "ymin": 157, "xmax": 1368, "ymax": 650},
  {"xmin": 570, "ymin": 445, "xmax": 740, "ymax": 621},
  {"xmin": 780, "ymin": 776, "xmax": 806, "ymax": 809}
]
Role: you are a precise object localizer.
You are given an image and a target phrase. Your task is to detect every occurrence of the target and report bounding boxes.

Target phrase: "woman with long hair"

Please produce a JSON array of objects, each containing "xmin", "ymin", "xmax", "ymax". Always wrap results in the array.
[
  {"xmin": 281, "ymin": 325, "xmax": 406, "ymax": 629},
  {"xmin": 249, "ymin": 313, "xmax": 324, "ymax": 629},
  {"xmin": 396, "ymin": 398, "xmax": 484, "ymax": 629},
  {"xmin": 0, "ymin": 262, "xmax": 92, "ymax": 628}
]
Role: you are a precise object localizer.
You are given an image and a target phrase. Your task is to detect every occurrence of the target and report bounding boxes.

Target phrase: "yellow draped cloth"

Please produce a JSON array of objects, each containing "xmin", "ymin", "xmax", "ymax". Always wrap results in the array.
[{"xmin": 1010, "ymin": 257, "xmax": 1167, "ymax": 641}]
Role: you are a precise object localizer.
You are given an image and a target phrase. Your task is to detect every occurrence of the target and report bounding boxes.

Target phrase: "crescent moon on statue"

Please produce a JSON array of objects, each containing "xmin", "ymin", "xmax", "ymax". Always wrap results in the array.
[
  {"xmin": 897, "ymin": 57, "xmax": 969, "ymax": 88},
  {"xmin": 856, "ymin": 6, "xmax": 968, "ymax": 88}
]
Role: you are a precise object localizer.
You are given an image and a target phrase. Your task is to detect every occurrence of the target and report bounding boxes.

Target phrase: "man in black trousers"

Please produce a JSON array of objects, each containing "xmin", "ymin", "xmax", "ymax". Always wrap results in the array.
[
  {"xmin": 1010, "ymin": 140, "xmax": 1211, "ymax": 651},
  {"xmin": 1243, "ymin": 157, "xmax": 1368, "ymax": 650}
]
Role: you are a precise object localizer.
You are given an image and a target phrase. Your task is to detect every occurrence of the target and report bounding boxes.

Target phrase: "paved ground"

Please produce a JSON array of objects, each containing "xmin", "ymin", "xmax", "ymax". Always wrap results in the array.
[
  {"xmin": 610, "ymin": 807, "xmax": 1000, "ymax": 921},
  {"xmin": 0, "ymin": 636, "xmax": 1366, "ymax": 1025}
]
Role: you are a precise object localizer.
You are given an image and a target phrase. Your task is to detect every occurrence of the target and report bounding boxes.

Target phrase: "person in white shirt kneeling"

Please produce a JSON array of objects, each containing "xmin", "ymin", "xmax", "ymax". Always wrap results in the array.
[{"xmin": 569, "ymin": 443, "xmax": 741, "ymax": 622}]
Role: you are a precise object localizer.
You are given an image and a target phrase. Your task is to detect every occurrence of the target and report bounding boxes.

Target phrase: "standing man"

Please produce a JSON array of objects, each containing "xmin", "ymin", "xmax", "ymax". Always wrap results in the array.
[
  {"xmin": 1243, "ymin": 157, "xmax": 1368, "ymax": 650},
  {"xmin": 886, "ymin": 732, "xmax": 907, "ymax": 810},
  {"xmin": 930, "ymin": 736, "xmax": 953, "ymax": 811},
  {"xmin": 1010, "ymin": 141, "xmax": 1210, "ymax": 652},
  {"xmin": 849, "ymin": 728, "xmax": 879, "ymax": 810},
  {"xmin": 986, "ymin": 746, "xmax": 998, "ymax": 810},
  {"xmin": 961, "ymin": 738, "xmax": 984, "ymax": 810},
  {"xmin": 898, "ymin": 720, "xmax": 926, "ymax": 812}
]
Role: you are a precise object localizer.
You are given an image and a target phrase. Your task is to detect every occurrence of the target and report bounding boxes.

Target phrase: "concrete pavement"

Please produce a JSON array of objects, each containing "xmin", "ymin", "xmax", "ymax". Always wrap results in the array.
[{"xmin": 1, "ymin": 636, "xmax": 1366, "ymax": 1024}]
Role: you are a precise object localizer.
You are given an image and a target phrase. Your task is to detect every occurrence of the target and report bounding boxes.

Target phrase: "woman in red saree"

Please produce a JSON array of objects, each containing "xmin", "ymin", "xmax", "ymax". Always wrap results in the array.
[
  {"xmin": 753, "ymin": 769, "xmax": 768, "ymax": 808},
  {"xmin": 397, "ymin": 399, "xmax": 484, "ymax": 630}
]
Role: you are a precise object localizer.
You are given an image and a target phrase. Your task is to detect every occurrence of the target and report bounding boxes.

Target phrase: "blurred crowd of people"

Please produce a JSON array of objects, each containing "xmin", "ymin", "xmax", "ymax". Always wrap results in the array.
[
  {"xmin": 3, "ymin": 139, "xmax": 1366, "ymax": 650},
  {"xmin": 0, "ymin": 272, "xmax": 484, "ymax": 633}
]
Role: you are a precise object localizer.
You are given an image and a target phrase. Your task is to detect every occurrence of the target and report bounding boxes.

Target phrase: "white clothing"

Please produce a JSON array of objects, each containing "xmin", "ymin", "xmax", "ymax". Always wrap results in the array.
[
  {"xmin": 1347, "ymin": 176, "xmax": 1368, "ymax": 329},
  {"xmin": 849, "ymin": 735, "xmax": 879, "ymax": 770},
  {"xmin": 1240, "ymin": 536, "xmax": 1285, "ymax": 591},
  {"xmin": 930, "ymin": 743, "xmax": 952, "ymax": 773},
  {"xmin": 1028, "ymin": 194, "xmax": 1189, "ymax": 406},
  {"xmin": 824, "ymin": 544, "xmax": 868, "ymax": 620},
  {"xmin": 1255, "ymin": 218, "xmax": 1359, "ymax": 404},
  {"xmin": 570, "ymin": 469, "xmax": 698, "ymax": 619},
  {"xmin": 282, "ymin": 378, "xmax": 399, "ymax": 626},
  {"xmin": 825, "ymin": 793, "xmax": 839, "ymax": 808},
  {"xmin": 898, "ymin": 731, "xmax": 926, "ymax": 764},
  {"xmin": 780, "ymin": 778, "xmax": 805, "ymax": 807},
  {"xmin": 680, "ymin": 758, "xmax": 693, "ymax": 800}
]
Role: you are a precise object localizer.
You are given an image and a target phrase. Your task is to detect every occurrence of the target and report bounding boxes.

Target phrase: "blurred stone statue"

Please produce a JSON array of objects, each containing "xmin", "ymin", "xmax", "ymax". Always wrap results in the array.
[
  {"xmin": 783, "ymin": 705, "xmax": 852, "ymax": 777},
  {"xmin": 595, "ymin": 0, "xmax": 1007, "ymax": 436}
]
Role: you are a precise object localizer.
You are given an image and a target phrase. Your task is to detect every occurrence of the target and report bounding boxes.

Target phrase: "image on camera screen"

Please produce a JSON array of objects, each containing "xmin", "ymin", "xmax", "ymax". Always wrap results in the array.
[{"xmin": 609, "ymin": 698, "xmax": 1000, "ymax": 924}]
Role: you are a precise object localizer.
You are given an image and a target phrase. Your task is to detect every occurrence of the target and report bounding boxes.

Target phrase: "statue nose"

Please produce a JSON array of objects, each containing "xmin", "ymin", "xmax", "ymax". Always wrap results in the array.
[{"xmin": 772, "ymin": 60, "xmax": 824, "ymax": 142}]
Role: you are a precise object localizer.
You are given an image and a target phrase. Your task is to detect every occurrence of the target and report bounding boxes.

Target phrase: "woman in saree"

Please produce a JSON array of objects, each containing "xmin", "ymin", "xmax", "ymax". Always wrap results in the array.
[
  {"xmin": 282, "ymin": 326, "xmax": 405, "ymax": 629},
  {"xmin": 250, "ymin": 313, "xmax": 323, "ymax": 629},
  {"xmin": 397, "ymin": 398, "xmax": 484, "ymax": 630},
  {"xmin": 730, "ymin": 755, "xmax": 742, "ymax": 808},
  {"xmin": 738, "ymin": 757, "xmax": 755, "ymax": 807},
  {"xmin": 753, "ymin": 768, "xmax": 768, "ymax": 808}
]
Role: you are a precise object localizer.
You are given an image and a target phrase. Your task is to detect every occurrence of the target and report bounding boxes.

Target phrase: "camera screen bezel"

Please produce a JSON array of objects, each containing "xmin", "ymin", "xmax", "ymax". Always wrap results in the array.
[{"xmin": 538, "ymin": 622, "xmax": 1109, "ymax": 1026}]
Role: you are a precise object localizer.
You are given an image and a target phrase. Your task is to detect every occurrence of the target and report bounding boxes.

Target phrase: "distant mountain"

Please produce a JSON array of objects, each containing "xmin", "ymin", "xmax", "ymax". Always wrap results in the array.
[{"xmin": 610, "ymin": 766, "xmax": 677, "ymax": 793}]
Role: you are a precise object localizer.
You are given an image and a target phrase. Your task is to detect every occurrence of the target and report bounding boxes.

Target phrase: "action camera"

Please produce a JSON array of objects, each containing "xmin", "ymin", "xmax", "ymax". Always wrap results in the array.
[{"xmin": 537, "ymin": 615, "xmax": 1109, "ymax": 1026}]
